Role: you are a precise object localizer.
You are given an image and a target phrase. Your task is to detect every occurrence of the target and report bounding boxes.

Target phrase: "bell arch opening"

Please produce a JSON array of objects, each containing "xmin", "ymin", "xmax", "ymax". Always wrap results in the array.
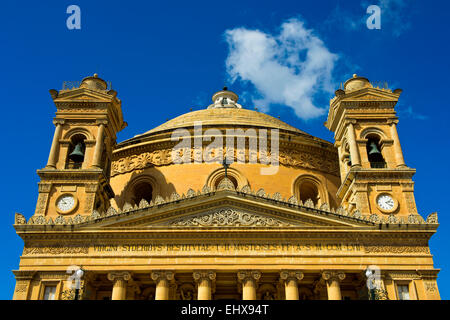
[
  {"xmin": 66, "ymin": 134, "xmax": 86, "ymax": 169},
  {"xmin": 366, "ymin": 134, "xmax": 386, "ymax": 168}
]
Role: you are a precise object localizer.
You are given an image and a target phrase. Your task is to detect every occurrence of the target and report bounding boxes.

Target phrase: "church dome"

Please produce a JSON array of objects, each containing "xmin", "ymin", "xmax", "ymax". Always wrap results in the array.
[
  {"xmin": 141, "ymin": 107, "xmax": 306, "ymax": 136},
  {"xmin": 125, "ymin": 88, "xmax": 310, "ymax": 143}
]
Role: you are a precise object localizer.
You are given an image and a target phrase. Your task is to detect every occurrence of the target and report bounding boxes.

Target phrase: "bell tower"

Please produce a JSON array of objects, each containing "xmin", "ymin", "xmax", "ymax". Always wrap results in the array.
[
  {"xmin": 33, "ymin": 74, "xmax": 126, "ymax": 219},
  {"xmin": 325, "ymin": 74, "xmax": 419, "ymax": 218}
]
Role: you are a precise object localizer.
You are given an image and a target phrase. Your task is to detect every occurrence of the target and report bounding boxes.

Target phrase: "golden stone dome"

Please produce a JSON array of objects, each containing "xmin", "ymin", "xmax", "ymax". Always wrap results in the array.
[
  {"xmin": 134, "ymin": 87, "xmax": 308, "ymax": 138},
  {"xmin": 141, "ymin": 107, "xmax": 307, "ymax": 136}
]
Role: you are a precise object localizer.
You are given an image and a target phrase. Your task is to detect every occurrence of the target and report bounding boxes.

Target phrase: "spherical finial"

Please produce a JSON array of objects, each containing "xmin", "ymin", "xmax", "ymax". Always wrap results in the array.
[
  {"xmin": 353, "ymin": 74, "xmax": 357, "ymax": 78},
  {"xmin": 223, "ymin": 86, "xmax": 228, "ymax": 91},
  {"xmin": 94, "ymin": 73, "xmax": 98, "ymax": 78}
]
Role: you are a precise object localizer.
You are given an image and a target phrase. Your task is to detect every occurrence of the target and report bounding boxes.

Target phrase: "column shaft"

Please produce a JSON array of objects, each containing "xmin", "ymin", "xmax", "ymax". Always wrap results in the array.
[
  {"xmin": 326, "ymin": 279, "xmax": 342, "ymax": 300},
  {"xmin": 390, "ymin": 123, "xmax": 406, "ymax": 167},
  {"xmin": 155, "ymin": 279, "xmax": 170, "ymax": 300},
  {"xmin": 242, "ymin": 279, "xmax": 257, "ymax": 300},
  {"xmin": 197, "ymin": 278, "xmax": 212, "ymax": 300},
  {"xmin": 285, "ymin": 279, "xmax": 299, "ymax": 300},
  {"xmin": 111, "ymin": 278, "xmax": 127, "ymax": 300},
  {"xmin": 347, "ymin": 122, "xmax": 361, "ymax": 167},
  {"xmin": 91, "ymin": 123, "xmax": 105, "ymax": 168},
  {"xmin": 46, "ymin": 122, "xmax": 63, "ymax": 168}
]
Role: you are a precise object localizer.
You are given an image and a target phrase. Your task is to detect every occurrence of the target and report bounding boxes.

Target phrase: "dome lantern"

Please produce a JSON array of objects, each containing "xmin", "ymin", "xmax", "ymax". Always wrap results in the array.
[{"xmin": 208, "ymin": 87, "xmax": 242, "ymax": 109}]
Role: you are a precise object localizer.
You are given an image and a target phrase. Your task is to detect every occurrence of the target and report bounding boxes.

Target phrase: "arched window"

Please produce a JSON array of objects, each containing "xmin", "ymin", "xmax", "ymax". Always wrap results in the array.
[
  {"xmin": 66, "ymin": 134, "xmax": 86, "ymax": 169},
  {"xmin": 206, "ymin": 167, "xmax": 248, "ymax": 191},
  {"xmin": 299, "ymin": 181, "xmax": 319, "ymax": 205},
  {"xmin": 132, "ymin": 182, "xmax": 153, "ymax": 206},
  {"xmin": 366, "ymin": 135, "xmax": 386, "ymax": 168},
  {"xmin": 293, "ymin": 175, "xmax": 324, "ymax": 207}
]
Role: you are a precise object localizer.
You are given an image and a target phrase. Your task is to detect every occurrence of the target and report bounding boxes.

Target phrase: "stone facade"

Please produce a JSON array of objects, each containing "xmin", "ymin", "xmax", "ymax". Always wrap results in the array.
[{"xmin": 12, "ymin": 74, "xmax": 440, "ymax": 300}]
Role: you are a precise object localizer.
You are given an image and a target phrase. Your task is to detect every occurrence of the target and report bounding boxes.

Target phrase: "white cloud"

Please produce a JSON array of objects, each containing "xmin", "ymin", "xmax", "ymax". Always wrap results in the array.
[{"xmin": 224, "ymin": 18, "xmax": 338, "ymax": 120}]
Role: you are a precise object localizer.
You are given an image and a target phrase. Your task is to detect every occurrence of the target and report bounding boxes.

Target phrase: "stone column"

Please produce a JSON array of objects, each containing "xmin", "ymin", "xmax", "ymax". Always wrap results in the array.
[
  {"xmin": 280, "ymin": 270, "xmax": 304, "ymax": 300},
  {"xmin": 193, "ymin": 271, "xmax": 216, "ymax": 300},
  {"xmin": 390, "ymin": 121, "xmax": 406, "ymax": 168},
  {"xmin": 238, "ymin": 270, "xmax": 261, "ymax": 300},
  {"xmin": 347, "ymin": 122, "xmax": 361, "ymax": 168},
  {"xmin": 151, "ymin": 271, "xmax": 174, "ymax": 300},
  {"xmin": 91, "ymin": 122, "xmax": 106, "ymax": 168},
  {"xmin": 322, "ymin": 271, "xmax": 345, "ymax": 300},
  {"xmin": 107, "ymin": 272, "xmax": 131, "ymax": 300},
  {"xmin": 46, "ymin": 120, "xmax": 64, "ymax": 169}
]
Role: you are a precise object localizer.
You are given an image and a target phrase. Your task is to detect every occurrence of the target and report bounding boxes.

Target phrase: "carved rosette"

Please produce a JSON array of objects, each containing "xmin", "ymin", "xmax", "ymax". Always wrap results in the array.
[
  {"xmin": 279, "ymin": 270, "xmax": 304, "ymax": 284},
  {"xmin": 322, "ymin": 271, "xmax": 346, "ymax": 284}
]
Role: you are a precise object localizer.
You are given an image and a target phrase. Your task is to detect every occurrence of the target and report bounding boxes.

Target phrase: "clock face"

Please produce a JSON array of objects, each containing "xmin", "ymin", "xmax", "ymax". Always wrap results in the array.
[
  {"xmin": 57, "ymin": 195, "xmax": 76, "ymax": 212},
  {"xmin": 377, "ymin": 194, "xmax": 395, "ymax": 211}
]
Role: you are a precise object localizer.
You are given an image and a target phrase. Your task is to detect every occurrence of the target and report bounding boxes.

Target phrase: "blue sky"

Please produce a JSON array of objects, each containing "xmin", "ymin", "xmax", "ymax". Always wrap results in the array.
[{"xmin": 0, "ymin": 0, "xmax": 449, "ymax": 299}]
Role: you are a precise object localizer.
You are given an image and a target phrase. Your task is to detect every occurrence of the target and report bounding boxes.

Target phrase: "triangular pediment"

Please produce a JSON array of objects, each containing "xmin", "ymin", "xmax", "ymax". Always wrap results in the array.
[
  {"xmin": 55, "ymin": 88, "xmax": 114, "ymax": 103},
  {"xmin": 342, "ymin": 88, "xmax": 399, "ymax": 102},
  {"xmin": 75, "ymin": 191, "xmax": 374, "ymax": 230}
]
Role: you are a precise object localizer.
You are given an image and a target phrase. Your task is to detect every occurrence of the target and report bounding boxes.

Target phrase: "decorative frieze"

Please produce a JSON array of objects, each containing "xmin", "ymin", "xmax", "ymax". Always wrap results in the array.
[{"xmin": 111, "ymin": 147, "xmax": 339, "ymax": 177}]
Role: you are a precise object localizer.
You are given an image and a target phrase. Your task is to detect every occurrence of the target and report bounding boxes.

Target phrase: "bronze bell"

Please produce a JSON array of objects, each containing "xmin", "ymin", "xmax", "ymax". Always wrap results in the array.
[
  {"xmin": 368, "ymin": 142, "xmax": 381, "ymax": 155},
  {"xmin": 69, "ymin": 143, "xmax": 85, "ymax": 162}
]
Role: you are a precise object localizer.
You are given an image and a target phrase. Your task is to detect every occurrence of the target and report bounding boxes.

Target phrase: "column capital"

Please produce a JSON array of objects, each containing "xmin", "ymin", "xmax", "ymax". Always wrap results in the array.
[
  {"xmin": 322, "ymin": 271, "xmax": 346, "ymax": 283},
  {"xmin": 237, "ymin": 270, "xmax": 261, "ymax": 284},
  {"xmin": 280, "ymin": 270, "xmax": 304, "ymax": 283},
  {"xmin": 193, "ymin": 270, "xmax": 216, "ymax": 282},
  {"xmin": 107, "ymin": 271, "xmax": 131, "ymax": 282},
  {"xmin": 151, "ymin": 270, "xmax": 175, "ymax": 284},
  {"xmin": 345, "ymin": 119, "xmax": 358, "ymax": 126},
  {"xmin": 387, "ymin": 119, "xmax": 399, "ymax": 125},
  {"xmin": 96, "ymin": 119, "xmax": 108, "ymax": 126},
  {"xmin": 53, "ymin": 119, "xmax": 65, "ymax": 126}
]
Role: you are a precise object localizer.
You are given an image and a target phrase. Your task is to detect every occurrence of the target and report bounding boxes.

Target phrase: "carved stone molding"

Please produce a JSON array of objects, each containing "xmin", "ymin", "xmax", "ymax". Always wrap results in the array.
[
  {"xmin": 23, "ymin": 244, "xmax": 89, "ymax": 255},
  {"xmin": 364, "ymin": 245, "xmax": 429, "ymax": 254},
  {"xmin": 169, "ymin": 208, "xmax": 292, "ymax": 227},
  {"xmin": 386, "ymin": 271, "xmax": 419, "ymax": 280},
  {"xmin": 15, "ymin": 213, "xmax": 26, "ymax": 225},
  {"xmin": 111, "ymin": 146, "xmax": 339, "ymax": 177}
]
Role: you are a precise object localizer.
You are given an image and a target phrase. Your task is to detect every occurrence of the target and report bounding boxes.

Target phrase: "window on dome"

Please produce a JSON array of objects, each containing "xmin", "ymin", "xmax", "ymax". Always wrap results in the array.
[
  {"xmin": 299, "ymin": 181, "xmax": 319, "ymax": 205},
  {"xmin": 132, "ymin": 182, "xmax": 153, "ymax": 205}
]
